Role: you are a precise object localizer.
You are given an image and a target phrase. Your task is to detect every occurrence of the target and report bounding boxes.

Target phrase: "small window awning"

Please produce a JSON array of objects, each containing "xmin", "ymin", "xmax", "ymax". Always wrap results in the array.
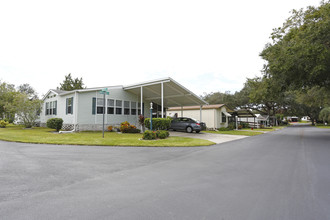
[
  {"xmin": 123, "ymin": 77, "xmax": 208, "ymax": 107},
  {"xmin": 223, "ymin": 112, "xmax": 232, "ymax": 117}
]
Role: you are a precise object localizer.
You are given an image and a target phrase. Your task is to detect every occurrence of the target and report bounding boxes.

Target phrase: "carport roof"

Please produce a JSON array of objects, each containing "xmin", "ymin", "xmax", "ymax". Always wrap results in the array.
[
  {"xmin": 123, "ymin": 77, "xmax": 208, "ymax": 107},
  {"xmin": 168, "ymin": 104, "xmax": 225, "ymax": 110},
  {"xmin": 234, "ymin": 109, "xmax": 256, "ymax": 117}
]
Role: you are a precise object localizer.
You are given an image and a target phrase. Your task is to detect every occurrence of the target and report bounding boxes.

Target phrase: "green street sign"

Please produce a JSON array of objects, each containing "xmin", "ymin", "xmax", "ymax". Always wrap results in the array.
[{"xmin": 99, "ymin": 88, "xmax": 109, "ymax": 95}]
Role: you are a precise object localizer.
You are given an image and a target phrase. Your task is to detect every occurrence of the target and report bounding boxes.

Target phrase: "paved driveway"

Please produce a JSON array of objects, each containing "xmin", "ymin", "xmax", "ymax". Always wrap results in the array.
[
  {"xmin": 1, "ymin": 125, "xmax": 330, "ymax": 220},
  {"xmin": 169, "ymin": 131, "xmax": 247, "ymax": 144}
]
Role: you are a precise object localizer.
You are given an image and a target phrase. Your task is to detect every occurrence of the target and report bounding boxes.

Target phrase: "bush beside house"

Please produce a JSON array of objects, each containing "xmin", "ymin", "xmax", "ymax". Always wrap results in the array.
[
  {"xmin": 46, "ymin": 118, "xmax": 64, "ymax": 132},
  {"xmin": 120, "ymin": 121, "xmax": 140, "ymax": 133}
]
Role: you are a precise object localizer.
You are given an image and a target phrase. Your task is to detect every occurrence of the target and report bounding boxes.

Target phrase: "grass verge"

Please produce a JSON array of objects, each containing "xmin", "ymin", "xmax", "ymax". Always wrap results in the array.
[
  {"xmin": 316, "ymin": 124, "xmax": 330, "ymax": 129},
  {"xmin": 203, "ymin": 130, "xmax": 263, "ymax": 136},
  {"xmin": 242, "ymin": 126, "xmax": 287, "ymax": 132},
  {"xmin": 0, "ymin": 125, "xmax": 214, "ymax": 147}
]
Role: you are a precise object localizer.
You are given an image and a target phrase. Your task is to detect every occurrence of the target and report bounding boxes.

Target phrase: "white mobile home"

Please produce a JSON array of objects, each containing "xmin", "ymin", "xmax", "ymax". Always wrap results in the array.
[
  {"xmin": 40, "ymin": 78, "xmax": 207, "ymax": 131},
  {"xmin": 167, "ymin": 104, "xmax": 232, "ymax": 130}
]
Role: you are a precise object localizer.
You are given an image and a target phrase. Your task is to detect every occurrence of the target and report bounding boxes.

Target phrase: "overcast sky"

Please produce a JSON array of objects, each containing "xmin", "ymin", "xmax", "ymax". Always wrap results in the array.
[{"xmin": 0, "ymin": 0, "xmax": 322, "ymax": 97}]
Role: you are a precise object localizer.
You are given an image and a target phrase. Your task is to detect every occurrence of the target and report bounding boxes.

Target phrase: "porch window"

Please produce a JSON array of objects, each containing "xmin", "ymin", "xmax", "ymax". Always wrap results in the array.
[
  {"xmin": 124, "ymin": 101, "xmax": 130, "ymax": 115},
  {"xmin": 131, "ymin": 102, "xmax": 137, "ymax": 115},
  {"xmin": 116, "ymin": 100, "xmax": 122, "ymax": 115},
  {"xmin": 107, "ymin": 99, "xmax": 114, "ymax": 114},
  {"xmin": 97, "ymin": 98, "xmax": 105, "ymax": 114},
  {"xmin": 222, "ymin": 112, "xmax": 227, "ymax": 123}
]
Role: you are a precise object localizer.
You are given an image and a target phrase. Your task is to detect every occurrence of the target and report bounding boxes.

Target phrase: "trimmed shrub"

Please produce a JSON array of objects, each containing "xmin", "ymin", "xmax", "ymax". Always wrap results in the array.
[
  {"xmin": 144, "ymin": 118, "xmax": 172, "ymax": 130},
  {"xmin": 107, "ymin": 126, "xmax": 113, "ymax": 132},
  {"xmin": 156, "ymin": 130, "xmax": 169, "ymax": 139},
  {"xmin": 120, "ymin": 121, "xmax": 141, "ymax": 133},
  {"xmin": 0, "ymin": 120, "xmax": 9, "ymax": 128},
  {"xmin": 46, "ymin": 118, "xmax": 63, "ymax": 132},
  {"xmin": 142, "ymin": 130, "xmax": 157, "ymax": 140}
]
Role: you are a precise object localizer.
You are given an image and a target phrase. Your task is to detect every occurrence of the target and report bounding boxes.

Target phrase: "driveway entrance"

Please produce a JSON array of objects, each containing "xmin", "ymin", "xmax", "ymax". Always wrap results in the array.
[{"xmin": 169, "ymin": 131, "xmax": 247, "ymax": 144}]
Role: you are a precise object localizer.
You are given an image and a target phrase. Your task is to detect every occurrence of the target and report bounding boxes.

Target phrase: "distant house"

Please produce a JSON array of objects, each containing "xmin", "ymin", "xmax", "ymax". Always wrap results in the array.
[
  {"xmin": 232, "ymin": 110, "xmax": 278, "ymax": 127},
  {"xmin": 301, "ymin": 116, "xmax": 310, "ymax": 122},
  {"xmin": 286, "ymin": 116, "xmax": 299, "ymax": 123},
  {"xmin": 167, "ymin": 104, "xmax": 232, "ymax": 130},
  {"xmin": 39, "ymin": 78, "xmax": 207, "ymax": 131}
]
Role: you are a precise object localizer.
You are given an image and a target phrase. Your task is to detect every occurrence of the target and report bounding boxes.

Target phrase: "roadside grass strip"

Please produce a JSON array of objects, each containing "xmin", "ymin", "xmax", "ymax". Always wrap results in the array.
[
  {"xmin": 316, "ymin": 125, "xmax": 330, "ymax": 129},
  {"xmin": 0, "ymin": 125, "xmax": 215, "ymax": 147},
  {"xmin": 242, "ymin": 126, "xmax": 287, "ymax": 132},
  {"xmin": 203, "ymin": 130, "xmax": 263, "ymax": 136}
]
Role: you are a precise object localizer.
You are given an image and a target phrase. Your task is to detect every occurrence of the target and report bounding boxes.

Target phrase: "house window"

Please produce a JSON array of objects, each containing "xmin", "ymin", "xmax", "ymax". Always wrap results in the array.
[
  {"xmin": 66, "ymin": 97, "xmax": 73, "ymax": 114},
  {"xmin": 97, "ymin": 98, "xmax": 105, "ymax": 114},
  {"xmin": 116, "ymin": 100, "xmax": 122, "ymax": 115},
  {"xmin": 124, "ymin": 101, "xmax": 130, "ymax": 115},
  {"xmin": 131, "ymin": 102, "xmax": 137, "ymax": 115},
  {"xmin": 45, "ymin": 101, "xmax": 57, "ymax": 115},
  {"xmin": 222, "ymin": 112, "xmax": 227, "ymax": 123},
  {"xmin": 53, "ymin": 101, "xmax": 57, "ymax": 115},
  {"xmin": 49, "ymin": 102, "xmax": 53, "ymax": 115},
  {"xmin": 107, "ymin": 99, "xmax": 114, "ymax": 114},
  {"xmin": 45, "ymin": 102, "xmax": 49, "ymax": 115}
]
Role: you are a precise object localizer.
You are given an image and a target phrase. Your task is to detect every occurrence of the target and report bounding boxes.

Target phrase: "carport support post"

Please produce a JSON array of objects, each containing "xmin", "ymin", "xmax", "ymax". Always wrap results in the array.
[
  {"xmin": 235, "ymin": 116, "xmax": 238, "ymax": 130},
  {"xmin": 150, "ymin": 102, "xmax": 153, "ymax": 130},
  {"xmin": 181, "ymin": 106, "xmax": 183, "ymax": 117},
  {"xmin": 200, "ymin": 105, "xmax": 202, "ymax": 122},
  {"xmin": 102, "ymin": 92, "xmax": 105, "ymax": 138},
  {"xmin": 140, "ymin": 86, "xmax": 143, "ymax": 130},
  {"xmin": 161, "ymin": 82, "xmax": 164, "ymax": 118}
]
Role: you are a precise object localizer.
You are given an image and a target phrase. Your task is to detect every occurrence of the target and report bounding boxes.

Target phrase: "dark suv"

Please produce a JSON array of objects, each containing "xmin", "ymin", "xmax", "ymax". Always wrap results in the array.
[{"xmin": 170, "ymin": 117, "xmax": 205, "ymax": 133}]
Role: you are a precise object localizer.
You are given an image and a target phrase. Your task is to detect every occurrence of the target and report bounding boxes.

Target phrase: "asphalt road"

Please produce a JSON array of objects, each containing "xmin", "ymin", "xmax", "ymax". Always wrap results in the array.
[{"xmin": 0, "ymin": 125, "xmax": 329, "ymax": 220}]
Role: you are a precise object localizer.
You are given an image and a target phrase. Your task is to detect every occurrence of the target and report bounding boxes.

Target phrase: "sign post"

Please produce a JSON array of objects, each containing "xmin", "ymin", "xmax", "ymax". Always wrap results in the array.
[{"xmin": 99, "ymin": 88, "xmax": 109, "ymax": 138}]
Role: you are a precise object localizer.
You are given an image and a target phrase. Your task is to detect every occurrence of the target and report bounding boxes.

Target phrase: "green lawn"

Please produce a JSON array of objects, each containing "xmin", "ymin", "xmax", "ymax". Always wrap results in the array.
[
  {"xmin": 0, "ymin": 125, "xmax": 215, "ymax": 147},
  {"xmin": 316, "ymin": 124, "xmax": 330, "ymax": 129},
  {"xmin": 242, "ymin": 126, "xmax": 287, "ymax": 132},
  {"xmin": 203, "ymin": 130, "xmax": 263, "ymax": 136}
]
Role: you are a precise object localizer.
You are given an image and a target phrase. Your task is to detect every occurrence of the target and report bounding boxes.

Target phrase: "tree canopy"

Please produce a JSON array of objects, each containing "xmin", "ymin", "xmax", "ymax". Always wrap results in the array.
[
  {"xmin": 0, "ymin": 81, "xmax": 42, "ymax": 127},
  {"xmin": 58, "ymin": 73, "xmax": 85, "ymax": 91},
  {"xmin": 260, "ymin": 1, "xmax": 330, "ymax": 90},
  {"xmin": 202, "ymin": 1, "xmax": 329, "ymax": 122}
]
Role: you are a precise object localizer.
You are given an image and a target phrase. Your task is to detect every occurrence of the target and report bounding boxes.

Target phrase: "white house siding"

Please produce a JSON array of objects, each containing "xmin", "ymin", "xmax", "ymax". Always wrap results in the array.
[
  {"xmin": 40, "ymin": 87, "xmax": 153, "ymax": 131},
  {"xmin": 60, "ymin": 93, "xmax": 76, "ymax": 127},
  {"xmin": 77, "ymin": 88, "xmax": 151, "ymax": 131}
]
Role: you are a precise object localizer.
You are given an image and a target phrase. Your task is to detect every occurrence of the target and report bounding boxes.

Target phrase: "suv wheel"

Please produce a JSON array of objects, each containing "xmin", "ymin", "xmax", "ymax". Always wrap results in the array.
[{"xmin": 186, "ymin": 126, "xmax": 193, "ymax": 133}]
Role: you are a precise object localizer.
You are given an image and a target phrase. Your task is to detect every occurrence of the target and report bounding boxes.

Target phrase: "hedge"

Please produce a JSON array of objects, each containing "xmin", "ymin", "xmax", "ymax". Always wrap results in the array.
[{"xmin": 144, "ymin": 118, "xmax": 172, "ymax": 130}]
